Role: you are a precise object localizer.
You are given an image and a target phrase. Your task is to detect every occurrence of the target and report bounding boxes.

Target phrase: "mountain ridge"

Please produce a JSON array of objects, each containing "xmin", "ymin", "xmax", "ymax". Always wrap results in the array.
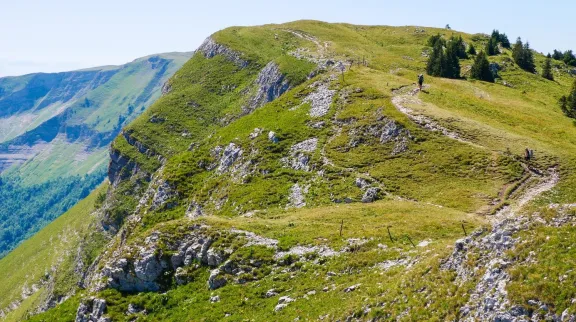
[{"xmin": 2, "ymin": 20, "xmax": 576, "ymax": 321}]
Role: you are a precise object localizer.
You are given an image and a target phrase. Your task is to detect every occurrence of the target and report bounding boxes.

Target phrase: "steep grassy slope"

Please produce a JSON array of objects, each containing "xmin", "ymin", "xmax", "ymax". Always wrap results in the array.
[
  {"xmin": 5, "ymin": 20, "xmax": 576, "ymax": 321},
  {"xmin": 0, "ymin": 52, "xmax": 191, "ymax": 259}
]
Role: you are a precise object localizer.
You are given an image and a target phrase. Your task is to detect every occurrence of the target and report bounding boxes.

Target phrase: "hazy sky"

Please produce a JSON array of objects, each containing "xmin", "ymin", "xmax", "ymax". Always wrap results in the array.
[{"xmin": 1, "ymin": 0, "xmax": 574, "ymax": 76}]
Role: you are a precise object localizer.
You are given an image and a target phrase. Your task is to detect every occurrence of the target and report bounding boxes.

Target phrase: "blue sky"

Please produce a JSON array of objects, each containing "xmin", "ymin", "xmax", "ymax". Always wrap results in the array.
[{"xmin": 1, "ymin": 0, "xmax": 574, "ymax": 76}]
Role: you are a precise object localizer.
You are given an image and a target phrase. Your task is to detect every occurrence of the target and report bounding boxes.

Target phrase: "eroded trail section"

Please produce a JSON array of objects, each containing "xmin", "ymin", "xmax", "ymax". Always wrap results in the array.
[
  {"xmin": 442, "ymin": 169, "xmax": 566, "ymax": 321},
  {"xmin": 391, "ymin": 85, "xmax": 472, "ymax": 145}
]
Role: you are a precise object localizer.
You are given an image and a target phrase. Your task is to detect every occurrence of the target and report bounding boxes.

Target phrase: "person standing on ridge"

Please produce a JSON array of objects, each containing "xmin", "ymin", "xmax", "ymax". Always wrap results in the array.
[{"xmin": 418, "ymin": 74, "xmax": 424, "ymax": 91}]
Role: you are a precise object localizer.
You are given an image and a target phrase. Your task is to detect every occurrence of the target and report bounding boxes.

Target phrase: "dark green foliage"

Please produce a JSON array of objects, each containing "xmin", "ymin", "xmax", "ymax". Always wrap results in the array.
[
  {"xmin": 452, "ymin": 35, "xmax": 468, "ymax": 59},
  {"xmin": 445, "ymin": 37, "xmax": 462, "ymax": 77},
  {"xmin": 427, "ymin": 34, "xmax": 445, "ymax": 47},
  {"xmin": 470, "ymin": 51, "xmax": 494, "ymax": 82},
  {"xmin": 491, "ymin": 30, "xmax": 510, "ymax": 48},
  {"xmin": 551, "ymin": 49, "xmax": 576, "ymax": 66},
  {"xmin": 542, "ymin": 54, "xmax": 554, "ymax": 81},
  {"xmin": 512, "ymin": 38, "xmax": 536, "ymax": 73},
  {"xmin": 485, "ymin": 38, "xmax": 500, "ymax": 56},
  {"xmin": 427, "ymin": 41, "xmax": 445, "ymax": 77},
  {"xmin": 563, "ymin": 50, "xmax": 576, "ymax": 67},
  {"xmin": 426, "ymin": 36, "xmax": 461, "ymax": 79},
  {"xmin": 559, "ymin": 79, "xmax": 576, "ymax": 118},
  {"xmin": 468, "ymin": 43, "xmax": 477, "ymax": 55},
  {"xmin": 552, "ymin": 50, "xmax": 564, "ymax": 60},
  {"xmin": 0, "ymin": 168, "xmax": 106, "ymax": 257}
]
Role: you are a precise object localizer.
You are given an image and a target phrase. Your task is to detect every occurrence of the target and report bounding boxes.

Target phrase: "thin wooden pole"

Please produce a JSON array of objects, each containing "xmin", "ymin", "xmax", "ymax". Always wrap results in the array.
[
  {"xmin": 387, "ymin": 226, "xmax": 393, "ymax": 242},
  {"xmin": 339, "ymin": 219, "xmax": 344, "ymax": 237},
  {"xmin": 406, "ymin": 235, "xmax": 415, "ymax": 247}
]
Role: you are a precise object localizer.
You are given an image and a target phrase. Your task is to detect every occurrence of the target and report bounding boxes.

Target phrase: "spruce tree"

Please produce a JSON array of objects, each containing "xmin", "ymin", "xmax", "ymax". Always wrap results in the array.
[
  {"xmin": 512, "ymin": 37, "xmax": 535, "ymax": 72},
  {"xmin": 512, "ymin": 38, "xmax": 525, "ymax": 67},
  {"xmin": 563, "ymin": 50, "xmax": 576, "ymax": 66},
  {"xmin": 559, "ymin": 79, "xmax": 576, "ymax": 118},
  {"xmin": 500, "ymin": 33, "xmax": 511, "ymax": 48},
  {"xmin": 426, "ymin": 40, "xmax": 445, "ymax": 77},
  {"xmin": 468, "ymin": 43, "xmax": 477, "ymax": 55},
  {"xmin": 485, "ymin": 38, "xmax": 499, "ymax": 56},
  {"xmin": 470, "ymin": 51, "xmax": 494, "ymax": 82},
  {"xmin": 542, "ymin": 54, "xmax": 554, "ymax": 80},
  {"xmin": 522, "ymin": 42, "xmax": 536, "ymax": 73},
  {"xmin": 552, "ymin": 50, "xmax": 564, "ymax": 60},
  {"xmin": 445, "ymin": 39, "xmax": 461, "ymax": 78}
]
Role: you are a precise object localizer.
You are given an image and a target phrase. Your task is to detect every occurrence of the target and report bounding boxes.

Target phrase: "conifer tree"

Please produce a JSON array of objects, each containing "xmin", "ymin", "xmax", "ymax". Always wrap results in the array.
[
  {"xmin": 552, "ymin": 50, "xmax": 564, "ymax": 60},
  {"xmin": 512, "ymin": 38, "xmax": 525, "ymax": 67},
  {"xmin": 426, "ymin": 40, "xmax": 444, "ymax": 77},
  {"xmin": 500, "ymin": 33, "xmax": 511, "ymax": 48},
  {"xmin": 445, "ymin": 39, "xmax": 461, "ymax": 78},
  {"xmin": 470, "ymin": 51, "xmax": 494, "ymax": 82},
  {"xmin": 468, "ymin": 43, "xmax": 477, "ymax": 55},
  {"xmin": 563, "ymin": 50, "xmax": 576, "ymax": 66},
  {"xmin": 559, "ymin": 79, "xmax": 576, "ymax": 118},
  {"xmin": 512, "ymin": 37, "xmax": 536, "ymax": 72},
  {"xmin": 542, "ymin": 54, "xmax": 554, "ymax": 80},
  {"xmin": 485, "ymin": 38, "xmax": 499, "ymax": 56},
  {"xmin": 456, "ymin": 35, "xmax": 468, "ymax": 59},
  {"xmin": 522, "ymin": 42, "xmax": 536, "ymax": 73}
]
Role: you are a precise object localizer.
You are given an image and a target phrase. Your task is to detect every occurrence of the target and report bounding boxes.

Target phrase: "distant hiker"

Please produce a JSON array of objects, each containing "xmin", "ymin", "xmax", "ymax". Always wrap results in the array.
[
  {"xmin": 524, "ymin": 148, "xmax": 531, "ymax": 161},
  {"xmin": 418, "ymin": 74, "xmax": 424, "ymax": 91}
]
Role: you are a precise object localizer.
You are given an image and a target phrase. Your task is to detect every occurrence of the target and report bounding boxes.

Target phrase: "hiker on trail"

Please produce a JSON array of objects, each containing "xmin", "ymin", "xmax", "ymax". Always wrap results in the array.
[
  {"xmin": 524, "ymin": 148, "xmax": 531, "ymax": 161},
  {"xmin": 418, "ymin": 74, "xmax": 424, "ymax": 91}
]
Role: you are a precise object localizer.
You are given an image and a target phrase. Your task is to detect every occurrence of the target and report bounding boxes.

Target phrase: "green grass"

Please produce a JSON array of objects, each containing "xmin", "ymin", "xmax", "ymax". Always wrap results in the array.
[
  {"xmin": 507, "ymin": 209, "xmax": 576, "ymax": 316},
  {"xmin": 8, "ymin": 20, "xmax": 576, "ymax": 321},
  {"xmin": 31, "ymin": 199, "xmax": 484, "ymax": 321}
]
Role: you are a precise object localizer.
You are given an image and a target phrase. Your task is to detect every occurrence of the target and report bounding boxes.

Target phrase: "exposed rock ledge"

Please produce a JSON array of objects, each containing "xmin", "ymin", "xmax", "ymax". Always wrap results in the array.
[{"xmin": 197, "ymin": 37, "xmax": 249, "ymax": 68}]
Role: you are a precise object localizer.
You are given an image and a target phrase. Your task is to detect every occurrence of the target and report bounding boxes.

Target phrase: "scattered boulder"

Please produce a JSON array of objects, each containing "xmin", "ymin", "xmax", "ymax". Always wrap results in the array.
[
  {"xmin": 355, "ymin": 178, "xmax": 370, "ymax": 189},
  {"xmin": 75, "ymin": 298, "xmax": 109, "ymax": 322},
  {"xmin": 275, "ymin": 303, "xmax": 288, "ymax": 312},
  {"xmin": 344, "ymin": 284, "xmax": 361, "ymax": 293},
  {"xmin": 268, "ymin": 131, "xmax": 279, "ymax": 143},
  {"xmin": 126, "ymin": 303, "xmax": 144, "ymax": 315},
  {"xmin": 210, "ymin": 295, "xmax": 221, "ymax": 303},
  {"xmin": 361, "ymin": 187, "xmax": 380, "ymax": 203},
  {"xmin": 265, "ymin": 289, "xmax": 279, "ymax": 298},
  {"xmin": 208, "ymin": 269, "xmax": 227, "ymax": 290},
  {"xmin": 249, "ymin": 128, "xmax": 262, "ymax": 139},
  {"xmin": 278, "ymin": 296, "xmax": 294, "ymax": 304}
]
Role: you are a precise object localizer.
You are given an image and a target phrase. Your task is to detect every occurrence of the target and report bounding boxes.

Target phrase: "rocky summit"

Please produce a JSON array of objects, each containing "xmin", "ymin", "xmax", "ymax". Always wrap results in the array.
[{"xmin": 2, "ymin": 20, "xmax": 576, "ymax": 322}]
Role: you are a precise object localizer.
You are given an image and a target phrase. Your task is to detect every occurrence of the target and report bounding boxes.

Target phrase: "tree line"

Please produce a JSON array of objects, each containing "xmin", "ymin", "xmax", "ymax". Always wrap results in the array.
[
  {"xmin": 0, "ymin": 168, "xmax": 106, "ymax": 258},
  {"xmin": 426, "ymin": 29, "xmax": 565, "ymax": 83}
]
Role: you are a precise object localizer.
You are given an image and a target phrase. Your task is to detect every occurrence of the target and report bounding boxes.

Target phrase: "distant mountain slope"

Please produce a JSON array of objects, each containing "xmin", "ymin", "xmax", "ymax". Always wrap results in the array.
[
  {"xmin": 0, "ymin": 52, "xmax": 192, "ymax": 258},
  {"xmin": 0, "ymin": 52, "xmax": 192, "ymax": 180},
  {"xmin": 3, "ymin": 20, "xmax": 576, "ymax": 321}
]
